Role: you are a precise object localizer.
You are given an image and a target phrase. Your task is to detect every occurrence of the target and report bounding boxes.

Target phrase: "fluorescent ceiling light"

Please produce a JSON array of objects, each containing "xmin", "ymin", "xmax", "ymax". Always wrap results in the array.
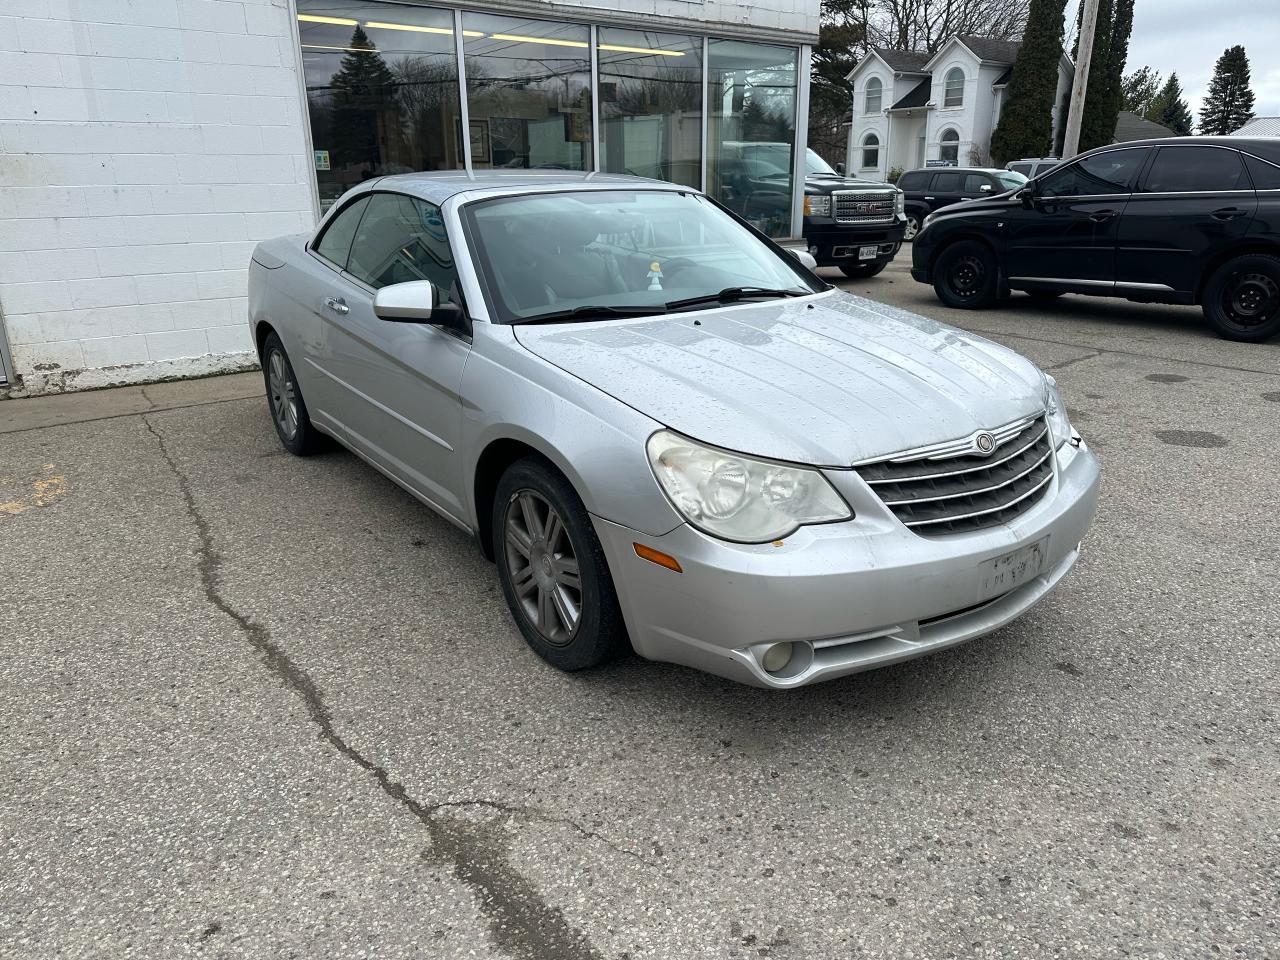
[
  {"xmin": 598, "ymin": 43, "xmax": 685, "ymax": 57},
  {"xmin": 364, "ymin": 21, "xmax": 485, "ymax": 37},
  {"xmin": 301, "ymin": 43, "xmax": 365, "ymax": 52},
  {"xmin": 297, "ymin": 14, "xmax": 357, "ymax": 25},
  {"xmin": 488, "ymin": 33, "xmax": 588, "ymax": 49}
]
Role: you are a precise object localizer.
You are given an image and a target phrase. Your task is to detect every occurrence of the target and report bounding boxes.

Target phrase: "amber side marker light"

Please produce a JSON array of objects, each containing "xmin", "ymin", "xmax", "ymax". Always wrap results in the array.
[{"xmin": 633, "ymin": 543, "xmax": 682, "ymax": 573}]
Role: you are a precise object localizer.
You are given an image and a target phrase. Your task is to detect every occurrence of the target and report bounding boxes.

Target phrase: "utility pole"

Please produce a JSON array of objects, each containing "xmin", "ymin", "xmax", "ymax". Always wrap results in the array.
[{"xmin": 1062, "ymin": 0, "xmax": 1101, "ymax": 159}]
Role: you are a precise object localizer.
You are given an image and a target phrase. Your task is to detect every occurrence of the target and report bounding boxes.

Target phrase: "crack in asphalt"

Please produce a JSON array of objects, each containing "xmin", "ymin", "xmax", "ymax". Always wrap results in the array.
[
  {"xmin": 1045, "ymin": 349, "xmax": 1105, "ymax": 372},
  {"xmin": 142, "ymin": 414, "xmax": 620, "ymax": 960}
]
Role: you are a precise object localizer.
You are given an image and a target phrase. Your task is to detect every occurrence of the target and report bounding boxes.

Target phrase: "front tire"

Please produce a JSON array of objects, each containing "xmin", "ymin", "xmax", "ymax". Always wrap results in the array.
[
  {"xmin": 261, "ymin": 331, "xmax": 324, "ymax": 456},
  {"xmin": 1202, "ymin": 254, "xmax": 1280, "ymax": 342},
  {"xmin": 933, "ymin": 239, "xmax": 998, "ymax": 309},
  {"xmin": 493, "ymin": 458, "xmax": 629, "ymax": 671},
  {"xmin": 839, "ymin": 260, "xmax": 888, "ymax": 279},
  {"xmin": 903, "ymin": 214, "xmax": 920, "ymax": 241}
]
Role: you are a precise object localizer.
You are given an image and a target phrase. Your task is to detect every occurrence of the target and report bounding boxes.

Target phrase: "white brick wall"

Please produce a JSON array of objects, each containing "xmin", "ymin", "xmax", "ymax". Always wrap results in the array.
[{"xmin": 0, "ymin": 0, "xmax": 315, "ymax": 394}]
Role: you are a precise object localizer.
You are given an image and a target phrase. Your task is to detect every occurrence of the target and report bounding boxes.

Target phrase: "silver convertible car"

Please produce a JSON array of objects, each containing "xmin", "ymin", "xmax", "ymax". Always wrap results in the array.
[{"xmin": 248, "ymin": 171, "xmax": 1099, "ymax": 688}]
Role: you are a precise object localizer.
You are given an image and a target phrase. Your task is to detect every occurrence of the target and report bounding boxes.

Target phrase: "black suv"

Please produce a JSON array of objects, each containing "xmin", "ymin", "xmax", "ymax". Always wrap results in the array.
[
  {"xmin": 897, "ymin": 167, "xmax": 1029, "ymax": 240},
  {"xmin": 911, "ymin": 138, "xmax": 1280, "ymax": 342}
]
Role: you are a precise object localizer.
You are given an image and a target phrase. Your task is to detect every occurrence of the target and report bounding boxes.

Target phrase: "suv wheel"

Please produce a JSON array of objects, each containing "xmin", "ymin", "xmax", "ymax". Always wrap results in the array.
[
  {"xmin": 933, "ymin": 240, "xmax": 998, "ymax": 309},
  {"xmin": 262, "ymin": 331, "xmax": 325, "ymax": 455},
  {"xmin": 839, "ymin": 260, "xmax": 888, "ymax": 279},
  {"xmin": 493, "ymin": 457, "xmax": 630, "ymax": 671},
  {"xmin": 903, "ymin": 215, "xmax": 920, "ymax": 241},
  {"xmin": 1202, "ymin": 254, "xmax": 1280, "ymax": 342}
]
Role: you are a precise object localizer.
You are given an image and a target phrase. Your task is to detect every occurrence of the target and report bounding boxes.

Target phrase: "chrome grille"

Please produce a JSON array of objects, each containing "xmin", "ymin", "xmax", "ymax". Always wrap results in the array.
[
  {"xmin": 856, "ymin": 416, "xmax": 1054, "ymax": 535},
  {"xmin": 832, "ymin": 190, "xmax": 896, "ymax": 225}
]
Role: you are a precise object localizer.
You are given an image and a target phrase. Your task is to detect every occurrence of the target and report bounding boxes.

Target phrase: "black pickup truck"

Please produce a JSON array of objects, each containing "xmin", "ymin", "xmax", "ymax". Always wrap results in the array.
[{"xmin": 715, "ymin": 144, "xmax": 907, "ymax": 278}]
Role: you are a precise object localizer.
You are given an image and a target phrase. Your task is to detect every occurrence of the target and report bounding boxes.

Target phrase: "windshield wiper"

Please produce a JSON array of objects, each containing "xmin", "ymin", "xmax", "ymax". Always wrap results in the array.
[
  {"xmin": 511, "ymin": 304, "xmax": 667, "ymax": 325},
  {"xmin": 665, "ymin": 287, "xmax": 809, "ymax": 310}
]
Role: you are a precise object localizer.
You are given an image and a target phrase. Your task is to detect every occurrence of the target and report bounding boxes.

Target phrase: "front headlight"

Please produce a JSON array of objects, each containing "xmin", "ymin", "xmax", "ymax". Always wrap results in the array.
[
  {"xmin": 1042, "ymin": 374, "xmax": 1073, "ymax": 449},
  {"xmin": 895, "ymin": 189, "xmax": 905, "ymax": 216},
  {"xmin": 803, "ymin": 195, "xmax": 831, "ymax": 217},
  {"xmin": 646, "ymin": 430, "xmax": 852, "ymax": 542}
]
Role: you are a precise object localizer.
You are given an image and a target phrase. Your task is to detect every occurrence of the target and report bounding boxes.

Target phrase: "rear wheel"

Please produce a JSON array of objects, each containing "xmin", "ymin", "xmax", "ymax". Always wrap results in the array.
[
  {"xmin": 839, "ymin": 260, "xmax": 888, "ymax": 279},
  {"xmin": 261, "ymin": 331, "xmax": 324, "ymax": 455},
  {"xmin": 1202, "ymin": 254, "xmax": 1280, "ymax": 342},
  {"xmin": 493, "ymin": 458, "xmax": 629, "ymax": 671},
  {"xmin": 933, "ymin": 239, "xmax": 998, "ymax": 309}
]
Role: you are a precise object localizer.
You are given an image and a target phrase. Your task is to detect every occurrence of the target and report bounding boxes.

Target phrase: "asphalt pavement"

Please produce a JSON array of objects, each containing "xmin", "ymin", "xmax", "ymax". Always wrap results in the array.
[{"xmin": 2, "ymin": 261, "xmax": 1277, "ymax": 958}]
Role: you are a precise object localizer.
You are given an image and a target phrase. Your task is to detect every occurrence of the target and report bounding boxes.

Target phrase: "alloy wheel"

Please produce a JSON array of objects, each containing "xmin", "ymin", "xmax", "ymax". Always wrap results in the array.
[
  {"xmin": 1224, "ymin": 272, "xmax": 1279, "ymax": 328},
  {"xmin": 503, "ymin": 489, "xmax": 582, "ymax": 646},
  {"xmin": 948, "ymin": 254, "xmax": 986, "ymax": 300},
  {"xmin": 904, "ymin": 216, "xmax": 919, "ymax": 241},
  {"xmin": 268, "ymin": 349, "xmax": 299, "ymax": 440}
]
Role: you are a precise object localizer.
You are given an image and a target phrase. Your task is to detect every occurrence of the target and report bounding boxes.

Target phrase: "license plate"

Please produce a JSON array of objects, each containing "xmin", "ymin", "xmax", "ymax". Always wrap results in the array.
[
  {"xmin": 858, "ymin": 244, "xmax": 878, "ymax": 260},
  {"xmin": 977, "ymin": 537, "xmax": 1048, "ymax": 602}
]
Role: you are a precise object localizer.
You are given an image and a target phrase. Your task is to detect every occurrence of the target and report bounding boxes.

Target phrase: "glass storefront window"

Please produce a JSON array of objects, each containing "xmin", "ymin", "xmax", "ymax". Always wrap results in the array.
[
  {"xmin": 707, "ymin": 39, "xmax": 798, "ymax": 238},
  {"xmin": 597, "ymin": 28, "xmax": 702, "ymax": 188},
  {"xmin": 297, "ymin": 1, "xmax": 462, "ymax": 207},
  {"xmin": 461, "ymin": 14, "xmax": 592, "ymax": 171}
]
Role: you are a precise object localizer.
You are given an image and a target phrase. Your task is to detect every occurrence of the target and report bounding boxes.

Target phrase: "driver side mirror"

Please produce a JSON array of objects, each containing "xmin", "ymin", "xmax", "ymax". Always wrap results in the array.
[
  {"xmin": 835, "ymin": 162, "xmax": 845, "ymax": 175},
  {"xmin": 1017, "ymin": 184, "xmax": 1036, "ymax": 209},
  {"xmin": 979, "ymin": 183, "xmax": 993, "ymax": 193},
  {"xmin": 789, "ymin": 248, "xmax": 818, "ymax": 270},
  {"xmin": 373, "ymin": 280, "xmax": 468, "ymax": 333}
]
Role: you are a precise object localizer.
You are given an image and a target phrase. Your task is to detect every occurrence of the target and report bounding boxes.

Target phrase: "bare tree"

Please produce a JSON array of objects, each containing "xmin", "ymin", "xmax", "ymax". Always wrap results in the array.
[{"xmin": 867, "ymin": 0, "xmax": 1030, "ymax": 52}]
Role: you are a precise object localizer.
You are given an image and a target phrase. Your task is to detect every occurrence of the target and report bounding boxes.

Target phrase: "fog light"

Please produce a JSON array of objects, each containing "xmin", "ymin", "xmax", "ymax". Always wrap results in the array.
[{"xmin": 761, "ymin": 642, "xmax": 794, "ymax": 673}]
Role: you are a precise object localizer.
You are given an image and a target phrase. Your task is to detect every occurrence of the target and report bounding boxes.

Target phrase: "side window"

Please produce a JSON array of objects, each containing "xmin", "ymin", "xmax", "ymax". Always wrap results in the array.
[
  {"xmin": 897, "ymin": 171, "xmax": 926, "ymax": 191},
  {"xmin": 1143, "ymin": 146, "xmax": 1247, "ymax": 192},
  {"xmin": 932, "ymin": 172, "xmax": 961, "ymax": 192},
  {"xmin": 1243, "ymin": 153, "xmax": 1280, "ymax": 190},
  {"xmin": 1039, "ymin": 149, "xmax": 1146, "ymax": 198},
  {"xmin": 1009, "ymin": 163, "xmax": 1032, "ymax": 177},
  {"xmin": 313, "ymin": 195, "xmax": 371, "ymax": 270},
  {"xmin": 963, "ymin": 173, "xmax": 990, "ymax": 193},
  {"xmin": 346, "ymin": 193, "xmax": 459, "ymax": 298}
]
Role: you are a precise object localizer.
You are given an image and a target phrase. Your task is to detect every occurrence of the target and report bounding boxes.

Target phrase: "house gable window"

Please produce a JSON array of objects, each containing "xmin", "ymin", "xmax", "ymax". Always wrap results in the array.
[
  {"xmin": 939, "ymin": 128, "xmax": 960, "ymax": 164},
  {"xmin": 943, "ymin": 67, "xmax": 965, "ymax": 108},
  {"xmin": 861, "ymin": 133, "xmax": 880, "ymax": 169},
  {"xmin": 864, "ymin": 77, "xmax": 882, "ymax": 114}
]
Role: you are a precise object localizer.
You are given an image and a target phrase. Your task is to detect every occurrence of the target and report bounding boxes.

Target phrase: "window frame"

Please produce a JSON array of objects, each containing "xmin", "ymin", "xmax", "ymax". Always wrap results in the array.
[
  {"xmin": 309, "ymin": 192, "xmax": 374, "ymax": 273},
  {"xmin": 864, "ymin": 76, "xmax": 883, "ymax": 114},
  {"xmin": 341, "ymin": 190, "xmax": 460, "ymax": 297},
  {"xmin": 938, "ymin": 128, "xmax": 960, "ymax": 165},
  {"xmin": 943, "ymin": 68, "xmax": 965, "ymax": 108},
  {"xmin": 861, "ymin": 132, "xmax": 880, "ymax": 170},
  {"xmin": 1138, "ymin": 144, "xmax": 1252, "ymax": 195}
]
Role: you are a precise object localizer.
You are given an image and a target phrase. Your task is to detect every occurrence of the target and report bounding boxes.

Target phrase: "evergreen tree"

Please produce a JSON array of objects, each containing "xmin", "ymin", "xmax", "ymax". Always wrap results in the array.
[
  {"xmin": 1149, "ymin": 73, "xmax": 1193, "ymax": 135},
  {"xmin": 328, "ymin": 26, "xmax": 398, "ymax": 171},
  {"xmin": 1120, "ymin": 65, "xmax": 1160, "ymax": 116},
  {"xmin": 1199, "ymin": 45, "xmax": 1255, "ymax": 135},
  {"xmin": 1078, "ymin": 0, "xmax": 1134, "ymax": 150},
  {"xmin": 809, "ymin": 0, "xmax": 867, "ymax": 163},
  {"xmin": 990, "ymin": 0, "xmax": 1068, "ymax": 164}
]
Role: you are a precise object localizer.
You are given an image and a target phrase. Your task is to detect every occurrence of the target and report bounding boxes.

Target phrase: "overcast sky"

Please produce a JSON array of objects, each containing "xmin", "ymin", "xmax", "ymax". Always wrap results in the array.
[{"xmin": 1064, "ymin": 0, "xmax": 1280, "ymax": 122}]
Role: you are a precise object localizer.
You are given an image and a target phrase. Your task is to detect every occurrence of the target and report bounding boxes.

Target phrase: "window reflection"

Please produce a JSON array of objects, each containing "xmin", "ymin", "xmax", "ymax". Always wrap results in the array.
[
  {"xmin": 462, "ymin": 14, "xmax": 592, "ymax": 171},
  {"xmin": 298, "ymin": 1, "xmax": 462, "ymax": 207},
  {"xmin": 707, "ymin": 40, "xmax": 798, "ymax": 238},
  {"xmin": 598, "ymin": 29, "xmax": 702, "ymax": 188}
]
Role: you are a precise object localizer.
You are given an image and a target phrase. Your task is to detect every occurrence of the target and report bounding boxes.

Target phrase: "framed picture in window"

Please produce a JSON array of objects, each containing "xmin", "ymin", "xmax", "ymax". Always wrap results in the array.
[{"xmin": 469, "ymin": 121, "xmax": 490, "ymax": 164}]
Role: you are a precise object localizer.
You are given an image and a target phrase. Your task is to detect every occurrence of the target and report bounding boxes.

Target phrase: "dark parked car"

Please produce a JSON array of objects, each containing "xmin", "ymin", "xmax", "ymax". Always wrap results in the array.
[
  {"xmin": 910, "ymin": 138, "xmax": 1280, "ymax": 342},
  {"xmin": 1006, "ymin": 158, "xmax": 1061, "ymax": 179},
  {"xmin": 897, "ymin": 167, "xmax": 1028, "ymax": 240}
]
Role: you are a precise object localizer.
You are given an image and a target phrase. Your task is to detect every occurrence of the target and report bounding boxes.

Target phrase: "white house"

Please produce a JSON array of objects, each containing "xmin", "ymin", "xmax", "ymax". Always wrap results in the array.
[{"xmin": 845, "ymin": 35, "xmax": 1074, "ymax": 180}]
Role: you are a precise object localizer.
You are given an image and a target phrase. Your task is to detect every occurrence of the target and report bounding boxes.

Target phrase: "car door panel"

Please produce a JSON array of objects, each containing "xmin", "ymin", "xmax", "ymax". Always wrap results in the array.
[
  {"xmin": 1116, "ymin": 145, "xmax": 1256, "ymax": 296},
  {"xmin": 313, "ymin": 192, "xmax": 472, "ymax": 519}
]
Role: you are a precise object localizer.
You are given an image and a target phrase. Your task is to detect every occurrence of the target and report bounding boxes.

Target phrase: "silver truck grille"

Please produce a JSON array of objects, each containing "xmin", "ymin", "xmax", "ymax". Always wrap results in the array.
[
  {"xmin": 832, "ymin": 191, "xmax": 896, "ymax": 225},
  {"xmin": 855, "ymin": 416, "xmax": 1054, "ymax": 535}
]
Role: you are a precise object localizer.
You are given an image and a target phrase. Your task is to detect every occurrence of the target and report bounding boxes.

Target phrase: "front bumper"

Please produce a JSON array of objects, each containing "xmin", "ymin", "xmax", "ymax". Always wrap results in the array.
[
  {"xmin": 804, "ymin": 220, "xmax": 906, "ymax": 267},
  {"xmin": 594, "ymin": 442, "xmax": 1100, "ymax": 688}
]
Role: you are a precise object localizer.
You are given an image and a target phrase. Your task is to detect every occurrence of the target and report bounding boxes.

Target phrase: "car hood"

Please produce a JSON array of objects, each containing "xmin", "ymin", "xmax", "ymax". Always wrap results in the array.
[{"xmin": 513, "ymin": 290, "xmax": 1045, "ymax": 466}]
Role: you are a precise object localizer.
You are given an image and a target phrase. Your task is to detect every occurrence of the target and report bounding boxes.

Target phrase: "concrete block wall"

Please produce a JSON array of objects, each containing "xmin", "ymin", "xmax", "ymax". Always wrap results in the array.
[{"xmin": 0, "ymin": 0, "xmax": 316, "ymax": 395}]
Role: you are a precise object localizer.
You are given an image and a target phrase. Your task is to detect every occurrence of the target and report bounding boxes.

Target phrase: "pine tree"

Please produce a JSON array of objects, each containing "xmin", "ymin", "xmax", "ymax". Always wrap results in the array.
[
  {"xmin": 328, "ymin": 26, "xmax": 398, "ymax": 171},
  {"xmin": 1120, "ymin": 65, "xmax": 1160, "ymax": 116},
  {"xmin": 1199, "ymin": 45, "xmax": 1255, "ymax": 135},
  {"xmin": 1149, "ymin": 73, "xmax": 1193, "ymax": 135},
  {"xmin": 1078, "ymin": 0, "xmax": 1134, "ymax": 150},
  {"xmin": 990, "ymin": 0, "xmax": 1069, "ymax": 165}
]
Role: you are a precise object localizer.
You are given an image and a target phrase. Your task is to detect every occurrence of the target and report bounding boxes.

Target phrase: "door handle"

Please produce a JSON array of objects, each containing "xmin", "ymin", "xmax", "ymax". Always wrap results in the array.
[
  {"xmin": 323, "ymin": 296, "xmax": 349, "ymax": 315},
  {"xmin": 924, "ymin": 196, "xmax": 935, "ymax": 200},
  {"xmin": 1089, "ymin": 210, "xmax": 1116, "ymax": 222},
  {"xmin": 1212, "ymin": 207, "xmax": 1246, "ymax": 221}
]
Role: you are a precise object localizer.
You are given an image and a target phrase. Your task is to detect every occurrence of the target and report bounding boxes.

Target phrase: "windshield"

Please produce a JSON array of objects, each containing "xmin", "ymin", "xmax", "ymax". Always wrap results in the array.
[
  {"xmin": 464, "ymin": 190, "xmax": 819, "ymax": 324},
  {"xmin": 805, "ymin": 149, "xmax": 839, "ymax": 176},
  {"xmin": 995, "ymin": 171, "xmax": 1028, "ymax": 190}
]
